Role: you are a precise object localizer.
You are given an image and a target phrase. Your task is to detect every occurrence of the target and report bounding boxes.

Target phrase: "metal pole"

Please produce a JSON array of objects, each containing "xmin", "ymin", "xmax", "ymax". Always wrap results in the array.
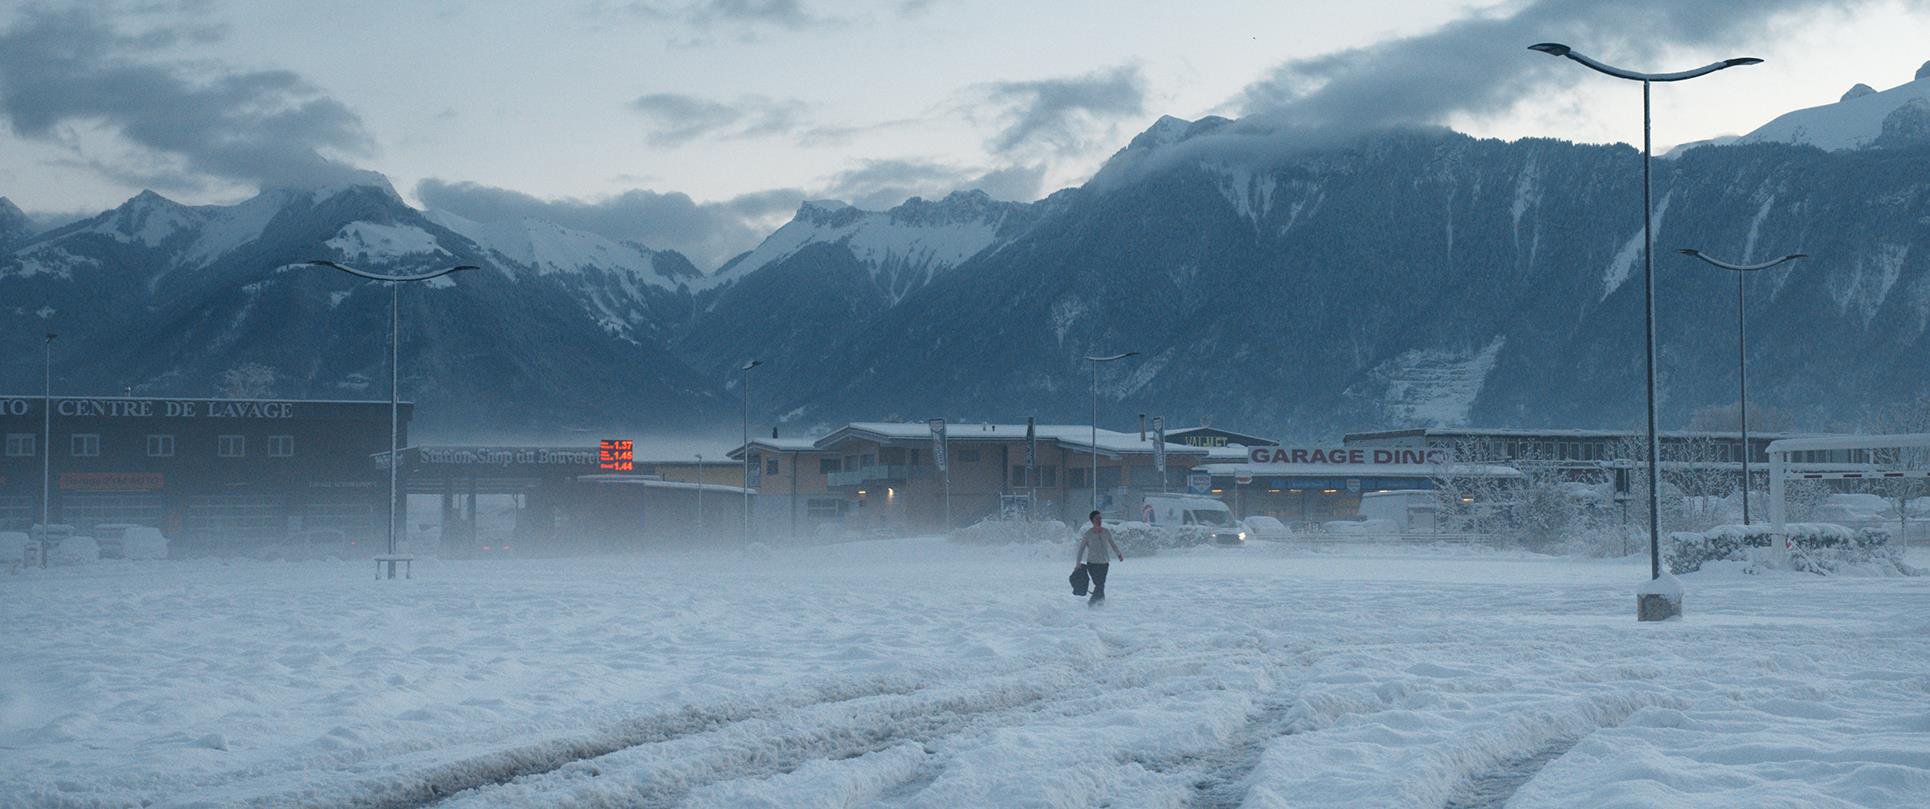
[
  {"xmin": 1642, "ymin": 79, "xmax": 1662, "ymax": 581},
  {"xmin": 41, "ymin": 333, "xmax": 53, "ymax": 568},
  {"xmin": 1090, "ymin": 363, "xmax": 1099, "ymax": 514},
  {"xmin": 389, "ymin": 280, "xmax": 399, "ymax": 561},
  {"xmin": 695, "ymin": 454, "xmax": 704, "ymax": 535},
  {"xmin": 1738, "ymin": 270, "xmax": 1750, "ymax": 525},
  {"xmin": 741, "ymin": 368, "xmax": 751, "ymax": 545}
]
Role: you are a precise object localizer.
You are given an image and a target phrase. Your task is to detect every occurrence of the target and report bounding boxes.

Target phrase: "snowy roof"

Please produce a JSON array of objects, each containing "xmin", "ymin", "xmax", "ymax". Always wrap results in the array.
[
  {"xmin": 790, "ymin": 422, "xmax": 1214, "ymax": 459},
  {"xmin": 725, "ymin": 437, "xmax": 823, "ymax": 459},
  {"xmin": 1345, "ymin": 427, "xmax": 1824, "ymax": 442},
  {"xmin": 575, "ymin": 475, "xmax": 754, "ymax": 495},
  {"xmin": 1194, "ymin": 462, "xmax": 1523, "ymax": 479},
  {"xmin": 1766, "ymin": 433, "xmax": 1930, "ymax": 454}
]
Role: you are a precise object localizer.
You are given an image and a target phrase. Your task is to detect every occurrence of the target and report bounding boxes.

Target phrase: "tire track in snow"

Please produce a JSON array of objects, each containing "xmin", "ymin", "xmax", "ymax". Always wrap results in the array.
[
  {"xmin": 1443, "ymin": 736, "xmax": 1582, "ymax": 809},
  {"xmin": 433, "ymin": 649, "xmax": 1223, "ymax": 808},
  {"xmin": 271, "ymin": 674, "xmax": 930, "ymax": 809}
]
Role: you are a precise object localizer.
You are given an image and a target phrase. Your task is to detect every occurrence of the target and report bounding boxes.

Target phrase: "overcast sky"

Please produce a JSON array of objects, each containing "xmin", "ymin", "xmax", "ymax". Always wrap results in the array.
[{"xmin": 2, "ymin": 0, "xmax": 1927, "ymax": 268}]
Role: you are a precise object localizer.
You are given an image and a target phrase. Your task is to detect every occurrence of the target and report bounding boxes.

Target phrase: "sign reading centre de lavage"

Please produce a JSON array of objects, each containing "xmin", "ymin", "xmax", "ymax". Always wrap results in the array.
[
  {"xmin": 1247, "ymin": 446, "xmax": 1449, "ymax": 465},
  {"xmin": 1, "ymin": 397, "xmax": 298, "ymax": 419}
]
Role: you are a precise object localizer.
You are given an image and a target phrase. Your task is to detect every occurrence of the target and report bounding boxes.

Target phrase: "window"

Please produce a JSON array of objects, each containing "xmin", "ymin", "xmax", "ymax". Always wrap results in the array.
[
  {"xmin": 955, "ymin": 449, "xmax": 980, "ymax": 463},
  {"xmin": 218, "ymin": 435, "xmax": 246, "ymax": 458},
  {"xmin": 1011, "ymin": 465, "xmax": 1028, "ymax": 486},
  {"xmin": 268, "ymin": 435, "xmax": 294, "ymax": 457},
  {"xmin": 819, "ymin": 458, "xmax": 842, "ymax": 474},
  {"xmin": 147, "ymin": 434, "xmax": 175, "ymax": 457},
  {"xmin": 4, "ymin": 434, "xmax": 33, "ymax": 457},
  {"xmin": 806, "ymin": 498, "xmax": 846, "ymax": 518},
  {"xmin": 765, "ymin": 458, "xmax": 779, "ymax": 475},
  {"xmin": 1066, "ymin": 467, "xmax": 1088, "ymax": 488},
  {"xmin": 1039, "ymin": 466, "xmax": 1057, "ymax": 487},
  {"xmin": 71, "ymin": 434, "xmax": 100, "ymax": 457}
]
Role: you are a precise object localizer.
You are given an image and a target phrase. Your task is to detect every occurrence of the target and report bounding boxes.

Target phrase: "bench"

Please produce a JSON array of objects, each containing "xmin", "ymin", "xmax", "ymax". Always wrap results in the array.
[{"xmin": 373, "ymin": 554, "xmax": 414, "ymax": 580}]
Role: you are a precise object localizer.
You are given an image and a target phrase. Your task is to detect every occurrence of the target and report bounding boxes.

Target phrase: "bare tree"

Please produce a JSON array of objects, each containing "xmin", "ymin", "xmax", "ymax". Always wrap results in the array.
[{"xmin": 219, "ymin": 363, "xmax": 279, "ymax": 399}]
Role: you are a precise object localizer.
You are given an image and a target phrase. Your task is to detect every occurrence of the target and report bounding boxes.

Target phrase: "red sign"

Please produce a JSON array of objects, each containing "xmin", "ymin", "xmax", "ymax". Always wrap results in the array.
[
  {"xmin": 598, "ymin": 439, "xmax": 635, "ymax": 471},
  {"xmin": 58, "ymin": 472, "xmax": 164, "ymax": 492}
]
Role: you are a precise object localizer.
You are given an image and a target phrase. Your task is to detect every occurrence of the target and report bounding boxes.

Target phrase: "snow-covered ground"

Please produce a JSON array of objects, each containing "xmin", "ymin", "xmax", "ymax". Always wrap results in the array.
[{"xmin": 3, "ymin": 540, "xmax": 1926, "ymax": 808}]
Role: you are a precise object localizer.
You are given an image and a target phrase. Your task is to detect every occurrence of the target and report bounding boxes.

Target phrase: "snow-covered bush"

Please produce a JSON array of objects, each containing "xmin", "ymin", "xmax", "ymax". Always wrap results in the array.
[
  {"xmin": 0, "ymin": 532, "xmax": 28, "ymax": 567},
  {"xmin": 1666, "ymin": 523, "xmax": 1918, "ymax": 576},
  {"xmin": 50, "ymin": 536, "xmax": 100, "ymax": 566},
  {"xmin": 950, "ymin": 519, "xmax": 1070, "ymax": 546},
  {"xmin": 1109, "ymin": 522, "xmax": 1218, "ymax": 556}
]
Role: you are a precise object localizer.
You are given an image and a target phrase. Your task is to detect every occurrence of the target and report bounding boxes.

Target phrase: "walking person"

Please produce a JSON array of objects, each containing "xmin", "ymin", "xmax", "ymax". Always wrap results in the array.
[{"xmin": 1073, "ymin": 510, "xmax": 1124, "ymax": 605}]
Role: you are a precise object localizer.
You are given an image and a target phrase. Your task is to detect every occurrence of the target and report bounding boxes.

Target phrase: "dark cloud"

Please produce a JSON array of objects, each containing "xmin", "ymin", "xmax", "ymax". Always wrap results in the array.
[
  {"xmin": 819, "ymin": 158, "xmax": 1044, "ymax": 210},
  {"xmin": 1238, "ymin": 0, "xmax": 1888, "ymax": 134},
  {"xmin": 619, "ymin": 0, "xmax": 826, "ymax": 31},
  {"xmin": 0, "ymin": 7, "xmax": 374, "ymax": 192},
  {"xmin": 416, "ymin": 179, "xmax": 804, "ymax": 271},
  {"xmin": 628, "ymin": 92, "xmax": 810, "ymax": 146},
  {"xmin": 978, "ymin": 65, "xmax": 1147, "ymax": 157}
]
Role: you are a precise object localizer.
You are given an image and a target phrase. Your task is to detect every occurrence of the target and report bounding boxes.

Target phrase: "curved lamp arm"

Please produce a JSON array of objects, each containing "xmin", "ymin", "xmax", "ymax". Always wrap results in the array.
[
  {"xmin": 306, "ymin": 259, "xmax": 479, "ymax": 282},
  {"xmin": 1084, "ymin": 352, "xmax": 1139, "ymax": 363},
  {"xmin": 1678, "ymin": 248, "xmax": 1808, "ymax": 272},
  {"xmin": 1529, "ymin": 43, "xmax": 1761, "ymax": 82}
]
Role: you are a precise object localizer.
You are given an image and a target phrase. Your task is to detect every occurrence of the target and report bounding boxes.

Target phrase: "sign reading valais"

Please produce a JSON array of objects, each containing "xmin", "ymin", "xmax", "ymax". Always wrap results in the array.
[
  {"xmin": 598, "ymin": 439, "xmax": 635, "ymax": 471},
  {"xmin": 1248, "ymin": 447, "xmax": 1448, "ymax": 465}
]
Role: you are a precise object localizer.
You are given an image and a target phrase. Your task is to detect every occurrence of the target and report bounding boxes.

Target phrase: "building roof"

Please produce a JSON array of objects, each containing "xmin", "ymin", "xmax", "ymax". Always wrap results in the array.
[
  {"xmin": 1195, "ymin": 462, "xmax": 1523, "ymax": 479},
  {"xmin": 1163, "ymin": 425, "xmax": 1280, "ymax": 446},
  {"xmin": 1344, "ymin": 427, "xmax": 1824, "ymax": 442},
  {"xmin": 726, "ymin": 421, "xmax": 1216, "ymax": 461},
  {"xmin": 821, "ymin": 421, "xmax": 1213, "ymax": 459}
]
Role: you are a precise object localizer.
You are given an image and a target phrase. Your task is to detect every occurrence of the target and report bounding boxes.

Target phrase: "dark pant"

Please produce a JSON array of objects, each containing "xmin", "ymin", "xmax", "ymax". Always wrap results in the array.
[{"xmin": 1085, "ymin": 563, "xmax": 1109, "ymax": 600}]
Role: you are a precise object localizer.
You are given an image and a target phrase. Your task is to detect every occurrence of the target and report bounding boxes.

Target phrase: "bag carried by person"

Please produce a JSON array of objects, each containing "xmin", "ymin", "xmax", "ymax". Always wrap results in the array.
[{"xmin": 1070, "ymin": 565, "xmax": 1090, "ymax": 596}]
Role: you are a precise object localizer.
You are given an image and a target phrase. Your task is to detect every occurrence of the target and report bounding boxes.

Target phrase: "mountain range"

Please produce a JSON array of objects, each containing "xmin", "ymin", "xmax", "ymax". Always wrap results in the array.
[{"xmin": 5, "ymin": 63, "xmax": 1930, "ymax": 441}]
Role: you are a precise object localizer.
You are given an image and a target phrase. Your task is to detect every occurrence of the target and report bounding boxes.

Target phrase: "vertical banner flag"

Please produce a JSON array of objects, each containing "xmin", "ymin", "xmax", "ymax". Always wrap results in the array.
[
  {"xmin": 1024, "ymin": 417, "xmax": 1037, "ymax": 487},
  {"xmin": 929, "ymin": 418, "xmax": 948, "ymax": 472},
  {"xmin": 1151, "ymin": 417, "xmax": 1167, "ymax": 474}
]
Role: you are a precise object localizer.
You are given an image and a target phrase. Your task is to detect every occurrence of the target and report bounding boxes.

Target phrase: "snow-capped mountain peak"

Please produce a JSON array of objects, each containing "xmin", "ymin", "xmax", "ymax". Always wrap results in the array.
[
  {"xmin": 695, "ymin": 190, "xmax": 1030, "ymax": 294},
  {"xmin": 1740, "ymin": 60, "xmax": 1930, "ymax": 151},
  {"xmin": 0, "ymin": 196, "xmax": 29, "ymax": 247}
]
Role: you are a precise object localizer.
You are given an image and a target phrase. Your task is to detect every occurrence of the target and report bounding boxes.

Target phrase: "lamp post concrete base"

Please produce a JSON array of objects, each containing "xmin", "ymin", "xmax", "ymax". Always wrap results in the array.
[{"xmin": 1636, "ymin": 572, "xmax": 1683, "ymax": 622}]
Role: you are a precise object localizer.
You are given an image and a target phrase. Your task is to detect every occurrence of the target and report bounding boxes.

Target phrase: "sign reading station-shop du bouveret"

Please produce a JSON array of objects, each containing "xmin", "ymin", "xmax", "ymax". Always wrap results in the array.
[{"xmin": 598, "ymin": 439, "xmax": 635, "ymax": 471}]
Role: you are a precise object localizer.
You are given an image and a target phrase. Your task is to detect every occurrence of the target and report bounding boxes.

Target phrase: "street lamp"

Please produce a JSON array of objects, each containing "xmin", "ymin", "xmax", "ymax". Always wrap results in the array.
[
  {"xmin": 739, "ymin": 359, "xmax": 762, "ymax": 544},
  {"xmin": 695, "ymin": 453, "xmax": 704, "ymax": 535},
  {"xmin": 1084, "ymin": 352, "xmax": 1137, "ymax": 514},
  {"xmin": 1530, "ymin": 43, "xmax": 1760, "ymax": 617},
  {"xmin": 1678, "ymin": 248, "xmax": 1808, "ymax": 525},
  {"xmin": 307, "ymin": 260, "xmax": 477, "ymax": 566},
  {"xmin": 40, "ymin": 332, "xmax": 53, "ymax": 568}
]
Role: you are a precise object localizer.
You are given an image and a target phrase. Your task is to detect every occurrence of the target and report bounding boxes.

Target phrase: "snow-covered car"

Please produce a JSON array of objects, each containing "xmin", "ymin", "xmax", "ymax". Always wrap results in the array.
[
  {"xmin": 256, "ymin": 529, "xmax": 367, "ymax": 561},
  {"xmin": 93, "ymin": 524, "xmax": 170, "ymax": 560},
  {"xmin": 1138, "ymin": 495, "xmax": 1245, "ymax": 545},
  {"xmin": 1240, "ymin": 515, "xmax": 1291, "ymax": 542}
]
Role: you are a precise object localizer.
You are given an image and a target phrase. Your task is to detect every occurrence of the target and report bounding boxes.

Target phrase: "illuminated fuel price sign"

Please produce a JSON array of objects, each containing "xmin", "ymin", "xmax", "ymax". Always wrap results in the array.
[{"xmin": 598, "ymin": 439, "xmax": 635, "ymax": 471}]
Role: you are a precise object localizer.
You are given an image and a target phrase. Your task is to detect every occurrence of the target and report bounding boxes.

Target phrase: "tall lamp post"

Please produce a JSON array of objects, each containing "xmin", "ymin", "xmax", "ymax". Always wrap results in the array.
[
  {"xmin": 40, "ymin": 332, "xmax": 54, "ymax": 568},
  {"xmin": 695, "ymin": 453, "xmax": 705, "ymax": 535},
  {"xmin": 1530, "ymin": 43, "xmax": 1760, "ymax": 619},
  {"xmin": 307, "ymin": 260, "xmax": 476, "ymax": 566},
  {"xmin": 1083, "ymin": 352, "xmax": 1137, "ymax": 514},
  {"xmin": 739, "ymin": 359, "xmax": 762, "ymax": 544},
  {"xmin": 1678, "ymin": 248, "xmax": 1807, "ymax": 525}
]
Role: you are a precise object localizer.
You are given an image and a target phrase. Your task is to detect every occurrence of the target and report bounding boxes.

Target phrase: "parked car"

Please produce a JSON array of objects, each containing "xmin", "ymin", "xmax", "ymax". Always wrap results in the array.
[
  {"xmin": 1138, "ymin": 494, "xmax": 1246, "ymax": 545},
  {"xmin": 256, "ymin": 529, "xmax": 368, "ymax": 561},
  {"xmin": 93, "ymin": 524, "xmax": 170, "ymax": 560},
  {"xmin": 1240, "ymin": 515, "xmax": 1291, "ymax": 542}
]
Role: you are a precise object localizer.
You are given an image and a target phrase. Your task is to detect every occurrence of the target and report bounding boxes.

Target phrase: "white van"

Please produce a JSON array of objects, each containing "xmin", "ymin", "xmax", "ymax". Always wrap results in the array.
[
  {"xmin": 1357, "ymin": 490, "xmax": 1438, "ymax": 532},
  {"xmin": 1138, "ymin": 494, "xmax": 1245, "ymax": 544}
]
